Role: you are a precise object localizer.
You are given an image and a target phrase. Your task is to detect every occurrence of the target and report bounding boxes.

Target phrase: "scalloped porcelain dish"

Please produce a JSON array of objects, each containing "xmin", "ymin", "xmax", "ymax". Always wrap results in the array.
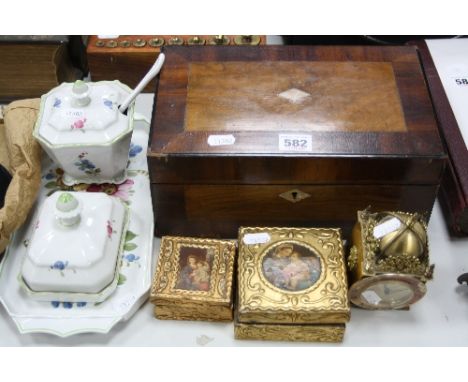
[
  {"xmin": 33, "ymin": 80, "xmax": 135, "ymax": 186},
  {"xmin": 0, "ymin": 117, "xmax": 153, "ymax": 337},
  {"xmin": 19, "ymin": 191, "xmax": 128, "ymax": 303}
]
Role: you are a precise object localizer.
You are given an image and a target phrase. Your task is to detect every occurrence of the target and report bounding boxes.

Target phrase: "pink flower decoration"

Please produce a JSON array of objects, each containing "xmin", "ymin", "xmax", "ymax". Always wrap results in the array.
[
  {"xmin": 71, "ymin": 118, "xmax": 87, "ymax": 130},
  {"xmin": 112, "ymin": 179, "xmax": 134, "ymax": 200},
  {"xmin": 107, "ymin": 220, "xmax": 113, "ymax": 238},
  {"xmin": 86, "ymin": 179, "xmax": 134, "ymax": 201}
]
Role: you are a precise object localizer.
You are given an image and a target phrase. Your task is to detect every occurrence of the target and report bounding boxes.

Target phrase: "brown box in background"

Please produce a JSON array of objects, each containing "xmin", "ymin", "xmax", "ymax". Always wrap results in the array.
[
  {"xmin": 86, "ymin": 35, "xmax": 266, "ymax": 92},
  {"xmin": 0, "ymin": 36, "xmax": 84, "ymax": 102},
  {"xmin": 411, "ymin": 40, "xmax": 468, "ymax": 235},
  {"xmin": 148, "ymin": 45, "xmax": 446, "ymax": 239}
]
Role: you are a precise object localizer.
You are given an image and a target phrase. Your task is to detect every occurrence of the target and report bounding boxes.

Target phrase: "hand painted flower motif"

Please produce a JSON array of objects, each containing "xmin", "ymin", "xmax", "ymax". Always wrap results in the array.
[
  {"xmin": 51, "ymin": 301, "xmax": 87, "ymax": 309},
  {"xmin": 129, "ymin": 143, "xmax": 143, "ymax": 158},
  {"xmin": 123, "ymin": 254, "xmax": 140, "ymax": 262},
  {"xmin": 53, "ymin": 98, "xmax": 61, "ymax": 108},
  {"xmin": 87, "ymin": 179, "xmax": 134, "ymax": 202},
  {"xmin": 50, "ymin": 261, "xmax": 68, "ymax": 271},
  {"xmin": 74, "ymin": 153, "xmax": 101, "ymax": 176},
  {"xmin": 43, "ymin": 167, "xmax": 91, "ymax": 196},
  {"xmin": 34, "ymin": 220, "xmax": 40, "ymax": 230},
  {"xmin": 120, "ymin": 231, "xmax": 139, "ymax": 275},
  {"xmin": 111, "ymin": 179, "xmax": 134, "ymax": 200},
  {"xmin": 71, "ymin": 117, "xmax": 87, "ymax": 132},
  {"xmin": 44, "ymin": 171, "xmax": 55, "ymax": 181},
  {"xmin": 107, "ymin": 220, "xmax": 114, "ymax": 239},
  {"xmin": 103, "ymin": 99, "xmax": 114, "ymax": 110}
]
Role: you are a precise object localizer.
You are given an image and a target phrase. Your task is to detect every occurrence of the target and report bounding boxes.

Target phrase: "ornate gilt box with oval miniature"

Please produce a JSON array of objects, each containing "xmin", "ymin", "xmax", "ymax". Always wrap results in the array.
[
  {"xmin": 150, "ymin": 236, "xmax": 236, "ymax": 322},
  {"xmin": 235, "ymin": 226, "xmax": 350, "ymax": 342}
]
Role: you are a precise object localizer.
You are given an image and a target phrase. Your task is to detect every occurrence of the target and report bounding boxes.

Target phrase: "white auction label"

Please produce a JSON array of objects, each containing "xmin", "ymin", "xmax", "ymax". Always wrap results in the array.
[
  {"xmin": 243, "ymin": 233, "xmax": 271, "ymax": 245},
  {"xmin": 427, "ymin": 39, "xmax": 468, "ymax": 149},
  {"xmin": 97, "ymin": 35, "xmax": 120, "ymax": 39},
  {"xmin": 373, "ymin": 217, "xmax": 401, "ymax": 239},
  {"xmin": 278, "ymin": 134, "xmax": 312, "ymax": 152},
  {"xmin": 361, "ymin": 290, "xmax": 382, "ymax": 305},
  {"xmin": 207, "ymin": 134, "xmax": 236, "ymax": 146},
  {"xmin": 452, "ymin": 75, "xmax": 468, "ymax": 86}
]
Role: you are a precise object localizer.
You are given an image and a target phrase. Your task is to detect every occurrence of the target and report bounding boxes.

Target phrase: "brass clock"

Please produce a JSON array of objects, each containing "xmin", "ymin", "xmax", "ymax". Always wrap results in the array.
[{"xmin": 347, "ymin": 209, "xmax": 433, "ymax": 310}]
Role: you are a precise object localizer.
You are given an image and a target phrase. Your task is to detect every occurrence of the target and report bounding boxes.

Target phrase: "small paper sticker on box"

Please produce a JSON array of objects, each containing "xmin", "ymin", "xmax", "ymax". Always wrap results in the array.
[
  {"xmin": 361, "ymin": 290, "xmax": 382, "ymax": 305},
  {"xmin": 97, "ymin": 35, "xmax": 120, "ymax": 39},
  {"xmin": 207, "ymin": 134, "xmax": 236, "ymax": 146},
  {"xmin": 373, "ymin": 217, "xmax": 401, "ymax": 239},
  {"xmin": 243, "ymin": 233, "xmax": 271, "ymax": 245}
]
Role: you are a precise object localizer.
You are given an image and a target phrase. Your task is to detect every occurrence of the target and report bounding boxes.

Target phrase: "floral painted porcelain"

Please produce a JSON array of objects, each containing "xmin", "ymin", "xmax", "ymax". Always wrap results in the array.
[
  {"xmin": 20, "ymin": 191, "xmax": 128, "ymax": 303},
  {"xmin": 33, "ymin": 80, "xmax": 135, "ymax": 185},
  {"xmin": 0, "ymin": 115, "xmax": 153, "ymax": 337}
]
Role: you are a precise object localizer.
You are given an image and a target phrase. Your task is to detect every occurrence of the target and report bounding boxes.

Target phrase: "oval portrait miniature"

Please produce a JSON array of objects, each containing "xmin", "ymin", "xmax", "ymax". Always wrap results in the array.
[{"xmin": 261, "ymin": 242, "xmax": 322, "ymax": 292}]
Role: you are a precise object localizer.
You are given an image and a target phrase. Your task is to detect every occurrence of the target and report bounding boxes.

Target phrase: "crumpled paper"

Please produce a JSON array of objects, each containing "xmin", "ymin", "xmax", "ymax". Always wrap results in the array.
[{"xmin": 0, "ymin": 99, "xmax": 42, "ymax": 254}]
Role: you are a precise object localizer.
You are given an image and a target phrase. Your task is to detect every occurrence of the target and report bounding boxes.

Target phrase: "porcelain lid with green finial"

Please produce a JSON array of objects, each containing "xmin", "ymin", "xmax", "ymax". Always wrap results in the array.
[
  {"xmin": 21, "ymin": 191, "xmax": 128, "ymax": 294},
  {"xmin": 55, "ymin": 192, "xmax": 82, "ymax": 227}
]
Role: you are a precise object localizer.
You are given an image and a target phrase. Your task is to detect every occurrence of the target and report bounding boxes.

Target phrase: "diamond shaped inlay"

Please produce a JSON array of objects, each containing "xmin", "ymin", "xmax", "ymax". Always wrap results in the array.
[{"xmin": 278, "ymin": 88, "xmax": 311, "ymax": 104}]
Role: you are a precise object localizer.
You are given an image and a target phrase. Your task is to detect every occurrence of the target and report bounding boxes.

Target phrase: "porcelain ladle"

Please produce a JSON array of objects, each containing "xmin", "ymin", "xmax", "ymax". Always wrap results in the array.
[{"xmin": 118, "ymin": 53, "xmax": 166, "ymax": 114}]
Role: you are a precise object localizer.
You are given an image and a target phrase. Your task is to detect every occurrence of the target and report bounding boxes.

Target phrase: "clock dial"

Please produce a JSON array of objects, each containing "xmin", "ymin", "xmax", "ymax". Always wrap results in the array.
[
  {"xmin": 349, "ymin": 274, "xmax": 426, "ymax": 310},
  {"xmin": 361, "ymin": 280, "xmax": 414, "ymax": 307}
]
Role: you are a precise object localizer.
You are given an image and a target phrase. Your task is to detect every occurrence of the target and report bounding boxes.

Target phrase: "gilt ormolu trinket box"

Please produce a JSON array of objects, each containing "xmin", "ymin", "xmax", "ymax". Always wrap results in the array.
[
  {"xmin": 235, "ymin": 227, "xmax": 350, "ymax": 342},
  {"xmin": 150, "ymin": 236, "xmax": 236, "ymax": 321},
  {"xmin": 347, "ymin": 209, "xmax": 433, "ymax": 310},
  {"xmin": 149, "ymin": 45, "xmax": 446, "ymax": 239}
]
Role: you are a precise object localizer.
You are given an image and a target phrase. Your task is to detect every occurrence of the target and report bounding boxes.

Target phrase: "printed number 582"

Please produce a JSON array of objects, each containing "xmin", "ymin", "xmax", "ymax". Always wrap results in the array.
[{"xmin": 284, "ymin": 139, "xmax": 307, "ymax": 147}]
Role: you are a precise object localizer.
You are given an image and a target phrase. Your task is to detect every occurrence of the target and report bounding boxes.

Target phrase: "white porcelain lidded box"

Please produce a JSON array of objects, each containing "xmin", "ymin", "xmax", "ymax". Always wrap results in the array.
[
  {"xmin": 20, "ymin": 191, "xmax": 128, "ymax": 303},
  {"xmin": 33, "ymin": 80, "xmax": 135, "ymax": 185}
]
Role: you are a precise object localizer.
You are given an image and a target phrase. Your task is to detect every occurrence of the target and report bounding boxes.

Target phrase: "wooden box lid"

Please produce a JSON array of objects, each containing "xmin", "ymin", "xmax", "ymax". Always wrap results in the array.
[{"xmin": 149, "ymin": 46, "xmax": 445, "ymax": 185}]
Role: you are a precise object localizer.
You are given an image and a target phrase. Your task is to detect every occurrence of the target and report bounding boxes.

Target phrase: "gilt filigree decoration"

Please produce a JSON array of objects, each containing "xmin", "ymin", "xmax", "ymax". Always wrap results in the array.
[
  {"xmin": 238, "ymin": 227, "xmax": 350, "ymax": 324},
  {"xmin": 359, "ymin": 210, "xmax": 433, "ymax": 280},
  {"xmin": 347, "ymin": 246, "xmax": 358, "ymax": 270},
  {"xmin": 235, "ymin": 322, "xmax": 345, "ymax": 342},
  {"xmin": 150, "ymin": 236, "xmax": 236, "ymax": 304}
]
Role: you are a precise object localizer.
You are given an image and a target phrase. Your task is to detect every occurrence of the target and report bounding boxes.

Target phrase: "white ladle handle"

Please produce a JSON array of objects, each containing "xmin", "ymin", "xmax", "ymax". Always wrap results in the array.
[{"xmin": 118, "ymin": 53, "xmax": 166, "ymax": 113}]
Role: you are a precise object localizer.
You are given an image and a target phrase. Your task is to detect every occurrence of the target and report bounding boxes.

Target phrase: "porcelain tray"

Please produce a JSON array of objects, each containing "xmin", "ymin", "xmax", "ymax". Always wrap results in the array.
[{"xmin": 0, "ymin": 117, "xmax": 153, "ymax": 337}]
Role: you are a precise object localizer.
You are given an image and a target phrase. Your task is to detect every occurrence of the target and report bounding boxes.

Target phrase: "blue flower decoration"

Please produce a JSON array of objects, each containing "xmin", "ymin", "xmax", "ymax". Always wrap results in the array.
[
  {"xmin": 51, "ymin": 261, "xmax": 68, "ymax": 270},
  {"xmin": 103, "ymin": 99, "xmax": 113, "ymax": 110},
  {"xmin": 51, "ymin": 301, "xmax": 60, "ymax": 308},
  {"xmin": 129, "ymin": 143, "xmax": 143, "ymax": 158},
  {"xmin": 81, "ymin": 159, "xmax": 95, "ymax": 168},
  {"xmin": 53, "ymin": 98, "xmax": 61, "ymax": 108},
  {"xmin": 44, "ymin": 172, "xmax": 55, "ymax": 180},
  {"xmin": 76, "ymin": 302, "xmax": 87, "ymax": 308},
  {"xmin": 63, "ymin": 302, "xmax": 73, "ymax": 309},
  {"xmin": 124, "ymin": 254, "xmax": 140, "ymax": 262}
]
